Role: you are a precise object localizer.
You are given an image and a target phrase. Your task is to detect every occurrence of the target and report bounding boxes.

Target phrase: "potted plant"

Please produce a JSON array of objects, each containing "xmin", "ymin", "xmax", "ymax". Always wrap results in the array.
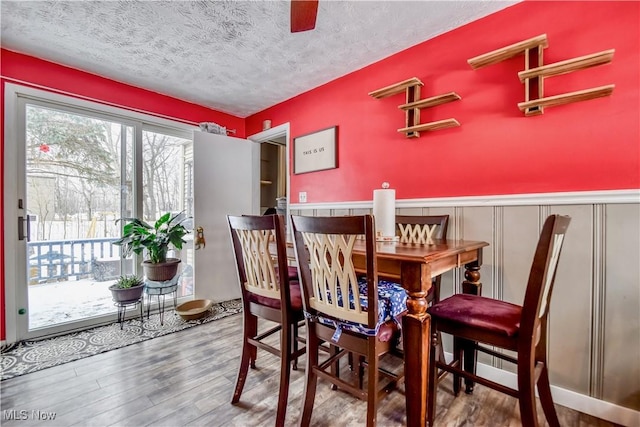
[
  {"xmin": 113, "ymin": 212, "xmax": 189, "ymax": 282},
  {"xmin": 109, "ymin": 275, "xmax": 145, "ymax": 302}
]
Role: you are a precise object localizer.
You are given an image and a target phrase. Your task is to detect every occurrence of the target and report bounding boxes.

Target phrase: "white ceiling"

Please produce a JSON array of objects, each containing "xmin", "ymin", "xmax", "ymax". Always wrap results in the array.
[{"xmin": 1, "ymin": 1, "xmax": 518, "ymax": 118}]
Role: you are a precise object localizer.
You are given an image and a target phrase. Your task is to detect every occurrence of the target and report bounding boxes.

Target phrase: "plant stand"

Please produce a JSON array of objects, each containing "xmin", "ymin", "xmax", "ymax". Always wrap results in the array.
[
  {"xmin": 145, "ymin": 275, "xmax": 180, "ymax": 326},
  {"xmin": 113, "ymin": 296, "xmax": 144, "ymax": 330}
]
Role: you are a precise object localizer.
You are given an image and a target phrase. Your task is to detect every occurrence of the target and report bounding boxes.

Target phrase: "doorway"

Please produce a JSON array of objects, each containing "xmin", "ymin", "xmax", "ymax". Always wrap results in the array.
[
  {"xmin": 249, "ymin": 124, "xmax": 290, "ymax": 220},
  {"xmin": 260, "ymin": 136, "xmax": 286, "ymax": 214}
]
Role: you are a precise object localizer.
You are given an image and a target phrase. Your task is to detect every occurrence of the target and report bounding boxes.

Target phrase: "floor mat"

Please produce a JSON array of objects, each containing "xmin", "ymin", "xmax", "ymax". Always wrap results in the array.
[{"xmin": 0, "ymin": 299, "xmax": 242, "ymax": 381}]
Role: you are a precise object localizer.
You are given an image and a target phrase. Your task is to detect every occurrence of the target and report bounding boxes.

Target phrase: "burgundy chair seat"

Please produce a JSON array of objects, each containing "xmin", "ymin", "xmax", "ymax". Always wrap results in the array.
[
  {"xmin": 428, "ymin": 294, "xmax": 522, "ymax": 337},
  {"xmin": 248, "ymin": 280, "xmax": 303, "ymax": 311},
  {"xmin": 275, "ymin": 265, "xmax": 300, "ymax": 281},
  {"xmin": 377, "ymin": 319, "xmax": 400, "ymax": 343},
  {"xmin": 286, "ymin": 266, "xmax": 299, "ymax": 280}
]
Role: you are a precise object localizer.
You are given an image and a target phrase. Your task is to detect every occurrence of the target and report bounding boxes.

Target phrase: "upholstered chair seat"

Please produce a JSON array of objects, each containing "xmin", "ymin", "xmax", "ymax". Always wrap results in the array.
[
  {"xmin": 428, "ymin": 294, "xmax": 522, "ymax": 338},
  {"xmin": 247, "ymin": 280, "xmax": 303, "ymax": 311},
  {"xmin": 274, "ymin": 265, "xmax": 300, "ymax": 281},
  {"xmin": 286, "ymin": 265, "xmax": 299, "ymax": 280}
]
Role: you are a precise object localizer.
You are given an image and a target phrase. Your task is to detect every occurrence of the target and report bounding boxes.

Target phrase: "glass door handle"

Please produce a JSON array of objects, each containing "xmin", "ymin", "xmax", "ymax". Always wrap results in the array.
[
  {"xmin": 18, "ymin": 216, "xmax": 25, "ymax": 241},
  {"xmin": 18, "ymin": 215, "xmax": 32, "ymax": 242}
]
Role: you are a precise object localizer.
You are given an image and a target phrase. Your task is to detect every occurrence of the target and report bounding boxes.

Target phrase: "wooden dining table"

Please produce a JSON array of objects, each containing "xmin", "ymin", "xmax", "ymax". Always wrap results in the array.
[
  {"xmin": 285, "ymin": 236, "xmax": 489, "ymax": 426},
  {"xmin": 351, "ymin": 238, "xmax": 489, "ymax": 427}
]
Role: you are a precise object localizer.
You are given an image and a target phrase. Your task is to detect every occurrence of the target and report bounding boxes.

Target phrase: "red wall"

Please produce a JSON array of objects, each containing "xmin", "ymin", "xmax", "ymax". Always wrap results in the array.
[
  {"xmin": 246, "ymin": 1, "xmax": 640, "ymax": 203},
  {"xmin": 2, "ymin": 1, "xmax": 639, "ymax": 341},
  {"xmin": 0, "ymin": 50, "xmax": 245, "ymax": 339}
]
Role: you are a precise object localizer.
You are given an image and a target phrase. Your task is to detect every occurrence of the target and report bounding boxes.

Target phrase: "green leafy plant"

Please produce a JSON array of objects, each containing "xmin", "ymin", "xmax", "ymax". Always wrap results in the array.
[
  {"xmin": 114, "ymin": 275, "xmax": 144, "ymax": 289},
  {"xmin": 113, "ymin": 212, "xmax": 189, "ymax": 264}
]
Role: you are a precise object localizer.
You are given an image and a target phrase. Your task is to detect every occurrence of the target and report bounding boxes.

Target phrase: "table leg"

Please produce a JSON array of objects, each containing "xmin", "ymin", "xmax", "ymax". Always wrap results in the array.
[
  {"xmin": 462, "ymin": 259, "xmax": 483, "ymax": 394},
  {"xmin": 462, "ymin": 262, "xmax": 482, "ymax": 295},
  {"xmin": 402, "ymin": 262, "xmax": 430, "ymax": 427}
]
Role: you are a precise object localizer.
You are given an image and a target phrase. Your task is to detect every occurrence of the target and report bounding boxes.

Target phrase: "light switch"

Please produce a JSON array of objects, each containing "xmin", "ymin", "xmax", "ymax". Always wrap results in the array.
[{"xmin": 299, "ymin": 192, "xmax": 307, "ymax": 203}]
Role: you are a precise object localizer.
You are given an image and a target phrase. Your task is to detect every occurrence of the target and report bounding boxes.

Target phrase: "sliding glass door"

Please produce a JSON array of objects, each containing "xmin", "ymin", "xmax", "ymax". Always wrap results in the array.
[
  {"xmin": 4, "ymin": 84, "xmax": 194, "ymax": 341},
  {"xmin": 22, "ymin": 100, "xmax": 134, "ymax": 332}
]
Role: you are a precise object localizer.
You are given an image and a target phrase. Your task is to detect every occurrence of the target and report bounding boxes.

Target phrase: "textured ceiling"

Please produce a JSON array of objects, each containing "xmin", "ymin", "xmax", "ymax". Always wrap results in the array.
[{"xmin": 1, "ymin": 1, "xmax": 518, "ymax": 118}]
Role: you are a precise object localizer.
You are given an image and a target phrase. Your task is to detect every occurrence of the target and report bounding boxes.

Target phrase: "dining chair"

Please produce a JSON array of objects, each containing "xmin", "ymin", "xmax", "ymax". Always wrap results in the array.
[
  {"xmin": 350, "ymin": 215, "xmax": 449, "ymax": 377},
  {"xmin": 396, "ymin": 214, "xmax": 449, "ymax": 244},
  {"xmin": 227, "ymin": 214, "xmax": 306, "ymax": 427},
  {"xmin": 427, "ymin": 214, "xmax": 571, "ymax": 427},
  {"xmin": 392, "ymin": 215, "xmax": 451, "ymax": 367},
  {"xmin": 395, "ymin": 215, "xmax": 449, "ymax": 304},
  {"xmin": 261, "ymin": 212, "xmax": 299, "ymax": 281},
  {"xmin": 291, "ymin": 214, "xmax": 406, "ymax": 427}
]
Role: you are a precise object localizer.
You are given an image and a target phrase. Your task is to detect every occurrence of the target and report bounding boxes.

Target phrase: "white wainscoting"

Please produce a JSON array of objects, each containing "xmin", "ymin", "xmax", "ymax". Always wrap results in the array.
[{"xmin": 291, "ymin": 189, "xmax": 640, "ymax": 425}]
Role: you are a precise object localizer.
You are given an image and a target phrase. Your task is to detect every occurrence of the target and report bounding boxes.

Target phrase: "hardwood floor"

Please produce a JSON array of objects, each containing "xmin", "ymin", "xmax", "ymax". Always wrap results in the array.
[{"xmin": 1, "ymin": 313, "xmax": 619, "ymax": 426}]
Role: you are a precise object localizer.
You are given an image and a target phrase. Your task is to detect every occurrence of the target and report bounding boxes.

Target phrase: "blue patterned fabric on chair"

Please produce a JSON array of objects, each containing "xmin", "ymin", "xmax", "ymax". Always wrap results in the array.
[{"xmin": 308, "ymin": 278, "xmax": 407, "ymax": 338}]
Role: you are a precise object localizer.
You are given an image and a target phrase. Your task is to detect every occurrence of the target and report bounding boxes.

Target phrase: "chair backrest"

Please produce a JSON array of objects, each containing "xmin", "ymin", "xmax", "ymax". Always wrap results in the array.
[
  {"xmin": 520, "ymin": 214, "xmax": 571, "ymax": 336},
  {"xmin": 396, "ymin": 215, "xmax": 449, "ymax": 244},
  {"xmin": 228, "ymin": 214, "xmax": 290, "ymax": 303},
  {"xmin": 291, "ymin": 215, "xmax": 378, "ymax": 328}
]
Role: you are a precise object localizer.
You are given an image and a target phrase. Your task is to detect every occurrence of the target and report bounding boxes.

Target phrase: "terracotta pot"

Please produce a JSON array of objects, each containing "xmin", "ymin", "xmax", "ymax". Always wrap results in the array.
[{"xmin": 142, "ymin": 258, "xmax": 181, "ymax": 282}]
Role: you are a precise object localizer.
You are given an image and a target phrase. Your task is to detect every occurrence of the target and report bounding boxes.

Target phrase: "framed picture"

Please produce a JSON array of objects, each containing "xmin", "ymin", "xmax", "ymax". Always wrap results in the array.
[{"xmin": 293, "ymin": 126, "xmax": 338, "ymax": 174}]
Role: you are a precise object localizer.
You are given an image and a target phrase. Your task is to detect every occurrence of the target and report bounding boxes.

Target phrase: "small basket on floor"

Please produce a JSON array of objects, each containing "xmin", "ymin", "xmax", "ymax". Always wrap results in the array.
[{"xmin": 176, "ymin": 299, "xmax": 213, "ymax": 321}]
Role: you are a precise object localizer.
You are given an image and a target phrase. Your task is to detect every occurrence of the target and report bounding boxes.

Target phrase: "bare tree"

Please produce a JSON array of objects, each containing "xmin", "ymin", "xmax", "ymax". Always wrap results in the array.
[
  {"xmin": 25, "ymin": 104, "xmax": 188, "ymax": 242},
  {"xmin": 142, "ymin": 131, "xmax": 184, "ymax": 219},
  {"xmin": 25, "ymin": 106, "xmax": 119, "ymax": 239}
]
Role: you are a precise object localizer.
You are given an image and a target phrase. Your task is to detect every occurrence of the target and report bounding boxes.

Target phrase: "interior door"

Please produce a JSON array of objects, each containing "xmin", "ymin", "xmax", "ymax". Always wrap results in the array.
[{"xmin": 193, "ymin": 131, "xmax": 260, "ymax": 302}]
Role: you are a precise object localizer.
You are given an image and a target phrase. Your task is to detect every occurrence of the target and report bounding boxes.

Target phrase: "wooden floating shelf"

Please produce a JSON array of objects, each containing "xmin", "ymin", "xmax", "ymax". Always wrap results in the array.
[
  {"xmin": 468, "ymin": 34, "xmax": 548, "ymax": 69},
  {"xmin": 469, "ymin": 33, "xmax": 615, "ymax": 116},
  {"xmin": 518, "ymin": 49, "xmax": 614, "ymax": 82},
  {"xmin": 370, "ymin": 78, "xmax": 461, "ymax": 138},
  {"xmin": 517, "ymin": 85, "xmax": 615, "ymax": 112},
  {"xmin": 398, "ymin": 92, "xmax": 461, "ymax": 110},
  {"xmin": 398, "ymin": 119, "xmax": 460, "ymax": 135},
  {"xmin": 368, "ymin": 77, "xmax": 423, "ymax": 99}
]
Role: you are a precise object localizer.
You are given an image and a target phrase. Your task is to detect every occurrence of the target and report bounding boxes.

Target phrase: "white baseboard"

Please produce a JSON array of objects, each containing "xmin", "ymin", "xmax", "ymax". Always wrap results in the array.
[{"xmin": 444, "ymin": 352, "xmax": 640, "ymax": 426}]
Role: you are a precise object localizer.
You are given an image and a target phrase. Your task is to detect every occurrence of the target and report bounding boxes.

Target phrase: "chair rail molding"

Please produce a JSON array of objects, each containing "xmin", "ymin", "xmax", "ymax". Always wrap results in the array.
[{"xmin": 290, "ymin": 189, "xmax": 640, "ymax": 210}]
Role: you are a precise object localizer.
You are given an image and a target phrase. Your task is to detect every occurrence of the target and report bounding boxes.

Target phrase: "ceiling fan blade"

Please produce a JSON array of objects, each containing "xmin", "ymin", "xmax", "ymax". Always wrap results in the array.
[{"xmin": 291, "ymin": 0, "xmax": 319, "ymax": 33}]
